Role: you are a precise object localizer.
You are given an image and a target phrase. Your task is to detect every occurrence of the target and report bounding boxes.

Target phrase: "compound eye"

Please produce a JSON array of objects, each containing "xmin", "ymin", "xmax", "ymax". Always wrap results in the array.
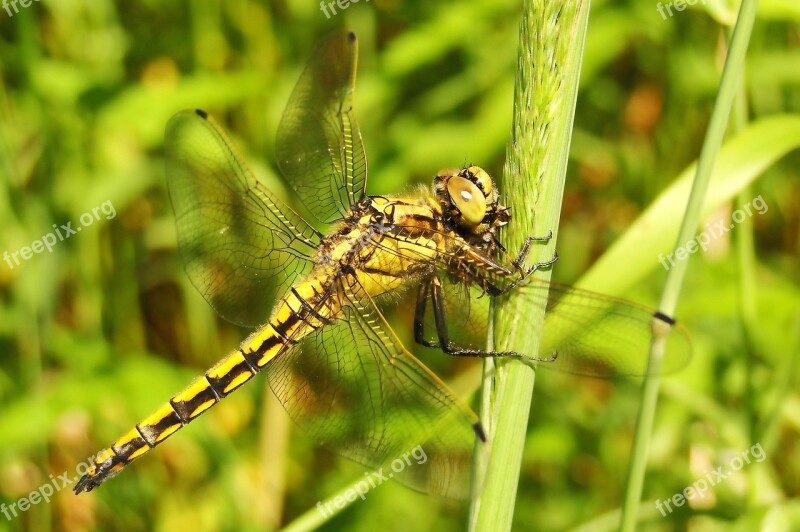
[
  {"xmin": 447, "ymin": 176, "xmax": 487, "ymax": 227},
  {"xmin": 467, "ymin": 166, "xmax": 494, "ymax": 198}
]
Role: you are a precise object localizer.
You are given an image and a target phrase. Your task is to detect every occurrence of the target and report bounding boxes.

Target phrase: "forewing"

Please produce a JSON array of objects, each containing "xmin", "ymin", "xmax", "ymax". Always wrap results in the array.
[
  {"xmin": 266, "ymin": 281, "xmax": 478, "ymax": 499},
  {"xmin": 276, "ymin": 30, "xmax": 367, "ymax": 224},
  {"xmin": 165, "ymin": 109, "xmax": 320, "ymax": 328}
]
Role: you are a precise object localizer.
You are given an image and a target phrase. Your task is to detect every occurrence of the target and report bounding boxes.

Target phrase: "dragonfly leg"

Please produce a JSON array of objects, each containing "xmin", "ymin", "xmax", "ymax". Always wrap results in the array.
[
  {"xmin": 426, "ymin": 275, "xmax": 521, "ymax": 358},
  {"xmin": 523, "ymin": 249, "xmax": 559, "ymax": 277},
  {"xmin": 413, "ymin": 280, "xmax": 441, "ymax": 348},
  {"xmin": 492, "ymin": 250, "xmax": 559, "ymax": 297},
  {"xmin": 514, "ymin": 230, "xmax": 553, "ymax": 268},
  {"xmin": 417, "ymin": 274, "xmax": 561, "ymax": 363}
]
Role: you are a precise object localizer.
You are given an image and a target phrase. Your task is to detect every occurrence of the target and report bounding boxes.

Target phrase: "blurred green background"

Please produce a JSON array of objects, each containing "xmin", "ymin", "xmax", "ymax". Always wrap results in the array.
[{"xmin": 1, "ymin": 1, "xmax": 798, "ymax": 531}]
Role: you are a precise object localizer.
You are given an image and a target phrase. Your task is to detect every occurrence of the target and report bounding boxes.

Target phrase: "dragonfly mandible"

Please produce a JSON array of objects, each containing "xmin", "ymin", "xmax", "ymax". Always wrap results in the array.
[{"xmin": 74, "ymin": 30, "xmax": 690, "ymax": 499}]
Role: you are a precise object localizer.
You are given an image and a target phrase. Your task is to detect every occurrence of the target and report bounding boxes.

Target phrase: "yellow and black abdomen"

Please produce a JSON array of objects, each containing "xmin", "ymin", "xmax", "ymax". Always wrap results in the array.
[{"xmin": 74, "ymin": 274, "xmax": 338, "ymax": 493}]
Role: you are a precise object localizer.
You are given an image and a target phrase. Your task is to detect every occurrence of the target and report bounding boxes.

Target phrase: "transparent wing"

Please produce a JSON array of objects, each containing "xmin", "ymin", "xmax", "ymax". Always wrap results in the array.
[
  {"xmin": 428, "ymin": 276, "xmax": 691, "ymax": 377},
  {"xmin": 276, "ymin": 30, "xmax": 367, "ymax": 224},
  {"xmin": 266, "ymin": 280, "xmax": 479, "ymax": 499},
  {"xmin": 165, "ymin": 109, "xmax": 321, "ymax": 328},
  {"xmin": 519, "ymin": 280, "xmax": 691, "ymax": 377}
]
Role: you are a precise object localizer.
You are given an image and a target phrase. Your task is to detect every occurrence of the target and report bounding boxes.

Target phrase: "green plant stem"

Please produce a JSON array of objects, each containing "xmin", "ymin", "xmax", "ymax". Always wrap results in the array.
[
  {"xmin": 619, "ymin": 1, "xmax": 760, "ymax": 529},
  {"xmin": 281, "ymin": 480, "xmax": 357, "ymax": 532},
  {"xmin": 468, "ymin": 1, "xmax": 590, "ymax": 530}
]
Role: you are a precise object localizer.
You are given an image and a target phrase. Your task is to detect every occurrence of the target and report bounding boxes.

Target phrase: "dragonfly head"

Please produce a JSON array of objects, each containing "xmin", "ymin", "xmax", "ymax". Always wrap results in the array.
[{"xmin": 434, "ymin": 166, "xmax": 510, "ymax": 239}]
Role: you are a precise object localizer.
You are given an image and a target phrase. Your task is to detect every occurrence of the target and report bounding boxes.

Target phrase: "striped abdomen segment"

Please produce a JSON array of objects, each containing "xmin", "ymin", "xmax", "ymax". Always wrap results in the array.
[{"xmin": 74, "ymin": 277, "xmax": 335, "ymax": 493}]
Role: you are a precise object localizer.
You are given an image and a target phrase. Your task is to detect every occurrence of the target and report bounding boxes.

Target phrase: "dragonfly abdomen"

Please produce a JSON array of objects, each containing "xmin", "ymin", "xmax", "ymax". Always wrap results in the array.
[
  {"xmin": 73, "ymin": 346, "xmax": 266, "ymax": 492},
  {"xmin": 74, "ymin": 276, "xmax": 337, "ymax": 493}
]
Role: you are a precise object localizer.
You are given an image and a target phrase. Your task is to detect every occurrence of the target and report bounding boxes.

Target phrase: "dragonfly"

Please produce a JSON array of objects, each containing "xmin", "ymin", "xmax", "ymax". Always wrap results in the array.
[{"xmin": 74, "ymin": 30, "xmax": 690, "ymax": 499}]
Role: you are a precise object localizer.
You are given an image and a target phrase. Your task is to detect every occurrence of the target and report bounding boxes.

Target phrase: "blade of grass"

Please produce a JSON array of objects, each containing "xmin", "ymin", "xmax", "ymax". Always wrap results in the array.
[
  {"xmin": 619, "ymin": 1, "xmax": 760, "ymax": 529},
  {"xmin": 281, "ymin": 483, "xmax": 351, "ymax": 532},
  {"xmin": 468, "ymin": 2, "xmax": 590, "ymax": 530}
]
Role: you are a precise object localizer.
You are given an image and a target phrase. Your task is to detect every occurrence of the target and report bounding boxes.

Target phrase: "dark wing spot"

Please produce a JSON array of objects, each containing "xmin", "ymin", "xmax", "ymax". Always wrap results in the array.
[
  {"xmin": 653, "ymin": 311, "xmax": 676, "ymax": 325},
  {"xmin": 473, "ymin": 422, "xmax": 487, "ymax": 443}
]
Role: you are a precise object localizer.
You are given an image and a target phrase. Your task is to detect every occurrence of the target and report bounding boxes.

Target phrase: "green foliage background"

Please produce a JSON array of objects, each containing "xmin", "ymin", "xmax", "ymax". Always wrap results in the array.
[{"xmin": 0, "ymin": 1, "xmax": 798, "ymax": 531}]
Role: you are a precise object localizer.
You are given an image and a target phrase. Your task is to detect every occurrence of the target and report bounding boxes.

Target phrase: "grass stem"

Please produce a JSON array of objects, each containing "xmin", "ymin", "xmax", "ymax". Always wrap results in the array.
[{"xmin": 468, "ymin": 2, "xmax": 590, "ymax": 530}]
